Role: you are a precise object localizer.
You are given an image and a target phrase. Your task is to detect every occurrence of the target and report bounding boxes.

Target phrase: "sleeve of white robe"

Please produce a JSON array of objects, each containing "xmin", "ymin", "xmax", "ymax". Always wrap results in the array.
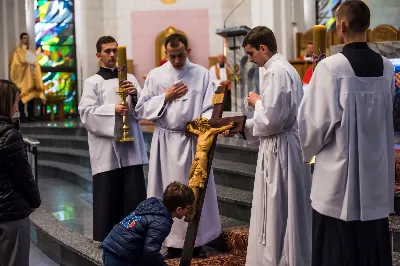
[
  {"xmin": 78, "ymin": 79, "xmax": 115, "ymax": 137},
  {"xmin": 134, "ymin": 71, "xmax": 169, "ymax": 121},
  {"xmin": 201, "ymin": 71, "xmax": 214, "ymax": 120},
  {"xmin": 209, "ymin": 65, "xmax": 221, "ymax": 89},
  {"xmin": 298, "ymin": 61, "xmax": 341, "ymax": 162},
  {"xmin": 127, "ymin": 75, "xmax": 142, "ymax": 110},
  {"xmin": 252, "ymin": 71, "xmax": 292, "ymax": 136}
]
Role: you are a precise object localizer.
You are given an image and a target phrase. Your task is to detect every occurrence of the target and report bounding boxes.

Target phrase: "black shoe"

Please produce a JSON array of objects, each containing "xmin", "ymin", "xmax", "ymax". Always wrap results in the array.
[
  {"xmin": 193, "ymin": 246, "xmax": 207, "ymax": 258},
  {"xmin": 28, "ymin": 117, "xmax": 36, "ymax": 122},
  {"xmin": 163, "ymin": 247, "xmax": 182, "ymax": 260}
]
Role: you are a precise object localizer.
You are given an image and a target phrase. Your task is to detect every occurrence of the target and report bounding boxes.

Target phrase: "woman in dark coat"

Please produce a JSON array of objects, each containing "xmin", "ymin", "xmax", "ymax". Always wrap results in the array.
[{"xmin": 0, "ymin": 79, "xmax": 41, "ymax": 266}]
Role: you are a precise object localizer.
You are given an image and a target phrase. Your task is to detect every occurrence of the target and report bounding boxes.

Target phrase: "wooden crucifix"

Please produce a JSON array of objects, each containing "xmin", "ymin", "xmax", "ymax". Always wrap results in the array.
[{"xmin": 179, "ymin": 86, "xmax": 246, "ymax": 266}]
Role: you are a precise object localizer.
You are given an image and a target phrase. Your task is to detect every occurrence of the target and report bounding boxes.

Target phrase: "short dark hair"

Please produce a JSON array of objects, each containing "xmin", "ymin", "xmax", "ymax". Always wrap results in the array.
[
  {"xmin": 0, "ymin": 80, "xmax": 21, "ymax": 118},
  {"xmin": 242, "ymin": 26, "xmax": 277, "ymax": 52},
  {"xmin": 96, "ymin": 36, "xmax": 118, "ymax": 53},
  {"xmin": 163, "ymin": 181, "xmax": 195, "ymax": 213},
  {"xmin": 20, "ymin": 32, "xmax": 28, "ymax": 40},
  {"xmin": 337, "ymin": 0, "xmax": 370, "ymax": 33},
  {"xmin": 164, "ymin": 33, "xmax": 188, "ymax": 49}
]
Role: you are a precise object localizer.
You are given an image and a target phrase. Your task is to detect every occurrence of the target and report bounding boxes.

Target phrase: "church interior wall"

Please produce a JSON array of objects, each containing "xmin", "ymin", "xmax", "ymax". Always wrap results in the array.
[
  {"xmin": 368, "ymin": 0, "xmax": 400, "ymax": 29},
  {"xmin": 221, "ymin": 0, "xmax": 252, "ymax": 29},
  {"xmin": 131, "ymin": 9, "xmax": 210, "ymax": 86}
]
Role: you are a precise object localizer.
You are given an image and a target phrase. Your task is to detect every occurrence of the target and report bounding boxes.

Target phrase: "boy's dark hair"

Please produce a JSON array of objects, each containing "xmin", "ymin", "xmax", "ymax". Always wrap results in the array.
[
  {"xmin": 336, "ymin": 0, "xmax": 370, "ymax": 33},
  {"xmin": 0, "ymin": 80, "xmax": 21, "ymax": 118},
  {"xmin": 164, "ymin": 33, "xmax": 188, "ymax": 49},
  {"xmin": 242, "ymin": 26, "xmax": 277, "ymax": 53},
  {"xmin": 163, "ymin": 182, "xmax": 195, "ymax": 213},
  {"xmin": 20, "ymin": 32, "xmax": 28, "ymax": 40},
  {"xmin": 96, "ymin": 36, "xmax": 118, "ymax": 53}
]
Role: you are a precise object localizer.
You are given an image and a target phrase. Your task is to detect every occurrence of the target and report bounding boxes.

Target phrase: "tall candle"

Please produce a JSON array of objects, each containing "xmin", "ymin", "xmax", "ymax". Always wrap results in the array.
[
  {"xmin": 117, "ymin": 46, "xmax": 127, "ymax": 92},
  {"xmin": 313, "ymin": 25, "xmax": 327, "ymax": 56}
]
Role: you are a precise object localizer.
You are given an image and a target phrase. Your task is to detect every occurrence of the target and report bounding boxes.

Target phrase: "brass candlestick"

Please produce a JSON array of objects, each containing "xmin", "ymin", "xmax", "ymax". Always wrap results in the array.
[{"xmin": 115, "ymin": 46, "xmax": 134, "ymax": 143}]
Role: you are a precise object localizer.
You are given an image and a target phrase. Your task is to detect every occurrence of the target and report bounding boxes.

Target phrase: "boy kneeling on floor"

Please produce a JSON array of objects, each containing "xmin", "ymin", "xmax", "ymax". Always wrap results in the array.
[{"xmin": 102, "ymin": 181, "xmax": 195, "ymax": 266}]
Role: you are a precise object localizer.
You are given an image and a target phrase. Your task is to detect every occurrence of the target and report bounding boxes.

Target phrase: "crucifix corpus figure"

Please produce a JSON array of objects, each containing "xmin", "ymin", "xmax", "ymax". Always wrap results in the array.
[{"xmin": 180, "ymin": 86, "xmax": 246, "ymax": 266}]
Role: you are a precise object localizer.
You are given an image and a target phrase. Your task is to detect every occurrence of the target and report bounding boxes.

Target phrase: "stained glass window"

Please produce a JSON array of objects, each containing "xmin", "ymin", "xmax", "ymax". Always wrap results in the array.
[
  {"xmin": 34, "ymin": 0, "xmax": 77, "ymax": 115},
  {"xmin": 316, "ymin": 0, "xmax": 346, "ymax": 30}
]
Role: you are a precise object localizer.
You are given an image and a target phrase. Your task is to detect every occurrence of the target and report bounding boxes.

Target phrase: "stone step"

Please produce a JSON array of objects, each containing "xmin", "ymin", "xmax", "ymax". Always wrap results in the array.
[
  {"xmin": 38, "ymin": 146, "xmax": 91, "ymax": 168},
  {"xmin": 38, "ymin": 160, "xmax": 92, "ymax": 193},
  {"xmin": 38, "ymin": 160, "xmax": 253, "ymax": 223},
  {"xmin": 32, "ymin": 135, "xmax": 256, "ymax": 193},
  {"xmin": 215, "ymin": 137, "xmax": 258, "ymax": 166},
  {"xmin": 24, "ymin": 134, "xmax": 89, "ymax": 150},
  {"xmin": 215, "ymin": 185, "xmax": 252, "ymax": 223},
  {"xmin": 213, "ymin": 159, "xmax": 255, "ymax": 192},
  {"xmin": 20, "ymin": 125, "xmax": 88, "ymax": 137}
]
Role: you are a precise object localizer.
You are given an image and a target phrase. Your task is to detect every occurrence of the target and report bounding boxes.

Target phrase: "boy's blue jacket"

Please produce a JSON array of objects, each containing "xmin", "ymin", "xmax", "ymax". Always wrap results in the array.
[{"xmin": 102, "ymin": 197, "xmax": 173, "ymax": 265}]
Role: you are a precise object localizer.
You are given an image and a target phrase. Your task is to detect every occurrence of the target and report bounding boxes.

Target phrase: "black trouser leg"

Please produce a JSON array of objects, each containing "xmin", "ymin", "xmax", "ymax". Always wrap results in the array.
[
  {"xmin": 122, "ymin": 165, "xmax": 147, "ymax": 216},
  {"xmin": 18, "ymin": 100, "xmax": 26, "ymax": 119},
  {"xmin": 92, "ymin": 169, "xmax": 124, "ymax": 242}
]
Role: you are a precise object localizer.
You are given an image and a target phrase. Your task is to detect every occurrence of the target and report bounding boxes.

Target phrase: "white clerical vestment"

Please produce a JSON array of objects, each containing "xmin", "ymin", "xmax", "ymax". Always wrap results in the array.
[
  {"xmin": 79, "ymin": 69, "xmax": 148, "ymax": 175},
  {"xmin": 209, "ymin": 64, "xmax": 228, "ymax": 91},
  {"xmin": 135, "ymin": 60, "xmax": 221, "ymax": 248},
  {"xmin": 244, "ymin": 54, "xmax": 312, "ymax": 266},
  {"xmin": 298, "ymin": 53, "xmax": 395, "ymax": 221}
]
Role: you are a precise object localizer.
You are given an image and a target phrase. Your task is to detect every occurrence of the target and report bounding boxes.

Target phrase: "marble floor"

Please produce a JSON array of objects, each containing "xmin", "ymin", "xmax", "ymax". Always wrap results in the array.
[
  {"xmin": 38, "ymin": 175, "xmax": 94, "ymax": 238},
  {"xmin": 30, "ymin": 241, "xmax": 59, "ymax": 266}
]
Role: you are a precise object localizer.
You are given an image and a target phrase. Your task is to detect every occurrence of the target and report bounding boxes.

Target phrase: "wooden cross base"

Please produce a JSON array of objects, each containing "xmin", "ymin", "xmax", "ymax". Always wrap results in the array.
[{"xmin": 180, "ymin": 86, "xmax": 246, "ymax": 266}]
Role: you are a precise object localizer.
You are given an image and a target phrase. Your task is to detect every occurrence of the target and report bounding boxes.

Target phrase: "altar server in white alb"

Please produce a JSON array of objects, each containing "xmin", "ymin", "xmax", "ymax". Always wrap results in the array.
[
  {"xmin": 135, "ymin": 33, "xmax": 220, "ymax": 259},
  {"xmin": 238, "ymin": 26, "xmax": 312, "ymax": 266},
  {"xmin": 78, "ymin": 36, "xmax": 148, "ymax": 242},
  {"xmin": 298, "ymin": 1, "xmax": 394, "ymax": 265}
]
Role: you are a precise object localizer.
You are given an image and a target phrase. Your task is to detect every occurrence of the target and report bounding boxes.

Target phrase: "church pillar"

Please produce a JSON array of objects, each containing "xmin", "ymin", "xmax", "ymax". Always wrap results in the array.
[
  {"xmin": 0, "ymin": 0, "xmax": 28, "ymax": 79},
  {"xmin": 304, "ymin": 0, "xmax": 316, "ymax": 29}
]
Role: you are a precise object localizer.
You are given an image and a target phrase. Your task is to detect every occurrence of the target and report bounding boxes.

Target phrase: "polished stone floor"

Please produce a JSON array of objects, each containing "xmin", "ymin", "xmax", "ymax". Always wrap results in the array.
[
  {"xmin": 38, "ymin": 175, "xmax": 94, "ymax": 238},
  {"xmin": 30, "ymin": 241, "xmax": 59, "ymax": 266}
]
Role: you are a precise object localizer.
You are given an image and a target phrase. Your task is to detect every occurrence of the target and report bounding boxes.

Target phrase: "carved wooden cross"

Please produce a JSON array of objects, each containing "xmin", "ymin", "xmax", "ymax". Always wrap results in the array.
[{"xmin": 179, "ymin": 86, "xmax": 246, "ymax": 266}]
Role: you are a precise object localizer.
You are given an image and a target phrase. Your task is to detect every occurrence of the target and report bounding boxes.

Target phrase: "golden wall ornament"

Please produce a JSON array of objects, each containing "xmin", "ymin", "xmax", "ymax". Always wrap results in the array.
[
  {"xmin": 161, "ymin": 0, "xmax": 176, "ymax": 4},
  {"xmin": 185, "ymin": 117, "xmax": 235, "ymax": 220},
  {"xmin": 155, "ymin": 26, "xmax": 188, "ymax": 67}
]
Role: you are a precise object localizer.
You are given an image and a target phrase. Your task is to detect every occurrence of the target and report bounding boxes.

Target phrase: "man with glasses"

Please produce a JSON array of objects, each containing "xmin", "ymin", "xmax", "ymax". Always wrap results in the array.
[{"xmin": 135, "ymin": 33, "xmax": 220, "ymax": 259}]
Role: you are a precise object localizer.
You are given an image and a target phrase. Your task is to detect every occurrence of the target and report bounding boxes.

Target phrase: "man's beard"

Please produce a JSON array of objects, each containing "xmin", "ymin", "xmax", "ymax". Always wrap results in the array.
[{"xmin": 219, "ymin": 63, "xmax": 225, "ymax": 68}]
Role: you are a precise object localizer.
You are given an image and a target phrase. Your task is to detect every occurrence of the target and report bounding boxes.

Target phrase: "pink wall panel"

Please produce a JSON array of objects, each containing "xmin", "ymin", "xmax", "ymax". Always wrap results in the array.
[{"xmin": 131, "ymin": 9, "xmax": 210, "ymax": 86}]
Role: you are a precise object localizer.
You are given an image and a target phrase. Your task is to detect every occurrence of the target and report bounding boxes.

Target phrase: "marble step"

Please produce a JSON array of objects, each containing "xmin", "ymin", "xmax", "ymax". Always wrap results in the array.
[
  {"xmin": 216, "ymin": 185, "xmax": 252, "ymax": 222},
  {"xmin": 38, "ymin": 146, "xmax": 91, "ymax": 168},
  {"xmin": 36, "ymin": 143, "xmax": 256, "ymax": 192},
  {"xmin": 38, "ymin": 160, "xmax": 93, "ymax": 193},
  {"xmin": 24, "ymin": 134, "xmax": 89, "ymax": 150},
  {"xmin": 20, "ymin": 125, "xmax": 88, "ymax": 137},
  {"xmin": 213, "ymin": 159, "xmax": 255, "ymax": 192},
  {"xmin": 37, "ymin": 160, "xmax": 253, "ymax": 222},
  {"xmin": 215, "ymin": 137, "xmax": 258, "ymax": 166}
]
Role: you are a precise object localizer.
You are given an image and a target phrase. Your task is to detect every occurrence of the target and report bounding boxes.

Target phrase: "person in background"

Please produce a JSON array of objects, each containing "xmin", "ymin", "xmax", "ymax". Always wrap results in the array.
[
  {"xmin": 395, "ymin": 72, "xmax": 399, "ymax": 88},
  {"xmin": 9, "ymin": 33, "xmax": 46, "ymax": 122},
  {"xmin": 299, "ymin": 41, "xmax": 314, "ymax": 61},
  {"xmin": 0, "ymin": 79, "xmax": 41, "ymax": 266},
  {"xmin": 102, "ymin": 182, "xmax": 195, "ymax": 266}
]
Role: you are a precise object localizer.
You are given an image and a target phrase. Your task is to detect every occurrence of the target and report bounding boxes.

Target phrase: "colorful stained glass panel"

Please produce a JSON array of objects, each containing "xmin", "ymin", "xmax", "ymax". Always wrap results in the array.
[
  {"xmin": 34, "ymin": 0, "xmax": 77, "ymax": 114},
  {"xmin": 35, "ymin": 0, "xmax": 73, "ymax": 24},
  {"xmin": 42, "ymin": 71, "xmax": 77, "ymax": 114},
  {"xmin": 34, "ymin": 0, "xmax": 76, "ymax": 67},
  {"xmin": 37, "ymin": 45, "xmax": 75, "ymax": 67}
]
